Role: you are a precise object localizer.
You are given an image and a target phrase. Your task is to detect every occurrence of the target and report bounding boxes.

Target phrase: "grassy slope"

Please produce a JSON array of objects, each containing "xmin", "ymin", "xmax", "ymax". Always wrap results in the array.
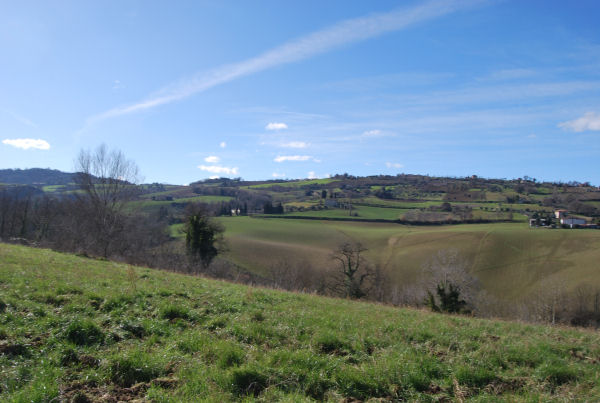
[
  {"xmin": 2, "ymin": 243, "xmax": 600, "ymax": 401},
  {"xmin": 219, "ymin": 217, "xmax": 600, "ymax": 300}
]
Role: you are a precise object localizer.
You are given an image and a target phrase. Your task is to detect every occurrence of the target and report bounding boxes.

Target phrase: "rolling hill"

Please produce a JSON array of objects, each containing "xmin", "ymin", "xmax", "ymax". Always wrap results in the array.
[{"xmin": 1, "ymin": 243, "xmax": 600, "ymax": 401}]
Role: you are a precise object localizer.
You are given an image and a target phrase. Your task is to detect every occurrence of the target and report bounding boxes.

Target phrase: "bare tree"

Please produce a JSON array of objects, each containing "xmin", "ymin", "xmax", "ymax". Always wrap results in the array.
[
  {"xmin": 329, "ymin": 241, "xmax": 373, "ymax": 299},
  {"xmin": 420, "ymin": 249, "xmax": 480, "ymax": 313},
  {"xmin": 74, "ymin": 144, "xmax": 142, "ymax": 257}
]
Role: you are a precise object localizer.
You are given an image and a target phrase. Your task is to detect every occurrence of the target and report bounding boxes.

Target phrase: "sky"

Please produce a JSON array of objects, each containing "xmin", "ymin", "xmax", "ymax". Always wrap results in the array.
[{"xmin": 1, "ymin": 0, "xmax": 599, "ymax": 185}]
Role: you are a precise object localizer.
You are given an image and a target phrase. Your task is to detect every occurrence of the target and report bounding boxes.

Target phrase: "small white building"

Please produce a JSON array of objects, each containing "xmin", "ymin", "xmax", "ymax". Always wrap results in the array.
[
  {"xmin": 555, "ymin": 209, "xmax": 568, "ymax": 219},
  {"xmin": 560, "ymin": 217, "xmax": 586, "ymax": 227}
]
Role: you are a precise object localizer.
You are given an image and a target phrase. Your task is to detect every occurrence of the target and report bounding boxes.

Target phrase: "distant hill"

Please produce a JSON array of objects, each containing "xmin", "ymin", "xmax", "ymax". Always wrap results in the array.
[{"xmin": 0, "ymin": 168, "xmax": 76, "ymax": 185}]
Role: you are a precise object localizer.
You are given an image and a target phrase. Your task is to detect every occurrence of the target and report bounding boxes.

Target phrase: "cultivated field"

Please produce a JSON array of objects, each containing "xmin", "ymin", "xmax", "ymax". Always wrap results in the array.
[{"xmin": 219, "ymin": 217, "xmax": 600, "ymax": 301}]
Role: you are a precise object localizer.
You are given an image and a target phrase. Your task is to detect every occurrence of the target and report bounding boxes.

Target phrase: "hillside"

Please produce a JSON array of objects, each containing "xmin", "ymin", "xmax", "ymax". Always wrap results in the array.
[
  {"xmin": 0, "ymin": 168, "xmax": 76, "ymax": 186},
  {"xmin": 2, "ymin": 243, "xmax": 600, "ymax": 401},
  {"xmin": 218, "ymin": 217, "xmax": 600, "ymax": 303}
]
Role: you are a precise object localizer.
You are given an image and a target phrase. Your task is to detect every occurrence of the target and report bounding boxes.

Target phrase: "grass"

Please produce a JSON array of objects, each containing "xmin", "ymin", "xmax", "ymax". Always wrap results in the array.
[
  {"xmin": 1, "ymin": 243, "xmax": 600, "ymax": 401},
  {"xmin": 218, "ymin": 217, "xmax": 600, "ymax": 300},
  {"xmin": 280, "ymin": 205, "xmax": 410, "ymax": 220},
  {"xmin": 248, "ymin": 178, "xmax": 336, "ymax": 189}
]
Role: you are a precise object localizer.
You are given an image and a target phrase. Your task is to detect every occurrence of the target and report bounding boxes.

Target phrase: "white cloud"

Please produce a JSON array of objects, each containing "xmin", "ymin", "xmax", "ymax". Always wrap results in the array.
[
  {"xmin": 219, "ymin": 141, "xmax": 227, "ymax": 148},
  {"xmin": 274, "ymin": 155, "xmax": 312, "ymax": 162},
  {"xmin": 266, "ymin": 122, "xmax": 288, "ymax": 131},
  {"xmin": 2, "ymin": 138, "xmax": 50, "ymax": 150},
  {"xmin": 362, "ymin": 129, "xmax": 382, "ymax": 137},
  {"xmin": 281, "ymin": 141, "xmax": 308, "ymax": 148},
  {"xmin": 198, "ymin": 165, "xmax": 239, "ymax": 175},
  {"xmin": 209, "ymin": 176, "xmax": 219, "ymax": 180},
  {"xmin": 386, "ymin": 162, "xmax": 404, "ymax": 169},
  {"xmin": 272, "ymin": 172, "xmax": 286, "ymax": 178},
  {"xmin": 308, "ymin": 171, "xmax": 317, "ymax": 179},
  {"xmin": 558, "ymin": 112, "xmax": 600, "ymax": 132},
  {"xmin": 204, "ymin": 155, "xmax": 220, "ymax": 163},
  {"xmin": 86, "ymin": 0, "xmax": 481, "ymax": 124}
]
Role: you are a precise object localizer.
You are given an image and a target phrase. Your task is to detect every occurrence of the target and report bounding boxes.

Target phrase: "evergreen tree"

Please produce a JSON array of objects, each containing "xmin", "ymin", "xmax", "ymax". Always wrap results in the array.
[{"xmin": 185, "ymin": 212, "xmax": 222, "ymax": 269}]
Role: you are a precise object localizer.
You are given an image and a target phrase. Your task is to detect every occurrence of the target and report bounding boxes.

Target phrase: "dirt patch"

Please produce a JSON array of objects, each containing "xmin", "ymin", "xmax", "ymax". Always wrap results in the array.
[
  {"xmin": 0, "ymin": 342, "xmax": 29, "ymax": 357},
  {"xmin": 483, "ymin": 377, "xmax": 526, "ymax": 395},
  {"xmin": 61, "ymin": 381, "xmax": 149, "ymax": 402},
  {"xmin": 569, "ymin": 348, "xmax": 599, "ymax": 364},
  {"xmin": 61, "ymin": 377, "xmax": 178, "ymax": 402}
]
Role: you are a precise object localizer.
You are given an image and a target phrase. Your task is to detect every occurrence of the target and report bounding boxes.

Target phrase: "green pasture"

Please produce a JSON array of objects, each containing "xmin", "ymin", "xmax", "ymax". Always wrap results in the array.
[
  {"xmin": 132, "ymin": 195, "xmax": 234, "ymax": 209},
  {"xmin": 41, "ymin": 184, "xmax": 66, "ymax": 192},
  {"xmin": 248, "ymin": 178, "xmax": 336, "ymax": 189},
  {"xmin": 2, "ymin": 243, "xmax": 600, "ymax": 401},
  {"xmin": 279, "ymin": 205, "xmax": 410, "ymax": 221}
]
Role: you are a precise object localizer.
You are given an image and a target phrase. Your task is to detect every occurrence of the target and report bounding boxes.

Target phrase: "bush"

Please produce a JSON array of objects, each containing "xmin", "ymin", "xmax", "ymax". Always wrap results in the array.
[{"xmin": 64, "ymin": 319, "xmax": 104, "ymax": 346}]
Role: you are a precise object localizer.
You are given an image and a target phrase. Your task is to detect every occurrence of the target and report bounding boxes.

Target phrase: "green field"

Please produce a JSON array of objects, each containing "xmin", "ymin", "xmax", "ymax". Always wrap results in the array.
[
  {"xmin": 218, "ymin": 217, "xmax": 600, "ymax": 301},
  {"xmin": 2, "ymin": 243, "xmax": 600, "ymax": 401},
  {"xmin": 248, "ymin": 178, "xmax": 336, "ymax": 189},
  {"xmin": 278, "ymin": 205, "xmax": 410, "ymax": 220},
  {"xmin": 132, "ymin": 195, "xmax": 234, "ymax": 210}
]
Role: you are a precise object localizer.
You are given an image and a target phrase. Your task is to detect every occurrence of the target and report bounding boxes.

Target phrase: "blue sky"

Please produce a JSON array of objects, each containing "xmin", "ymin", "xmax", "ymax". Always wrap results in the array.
[{"xmin": 1, "ymin": 0, "xmax": 599, "ymax": 185}]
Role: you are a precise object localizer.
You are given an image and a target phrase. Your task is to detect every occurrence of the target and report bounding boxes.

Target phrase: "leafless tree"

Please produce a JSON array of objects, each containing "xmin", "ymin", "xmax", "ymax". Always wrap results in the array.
[
  {"xmin": 419, "ymin": 249, "xmax": 480, "ymax": 312},
  {"xmin": 329, "ymin": 241, "xmax": 373, "ymax": 299},
  {"xmin": 74, "ymin": 144, "xmax": 142, "ymax": 257}
]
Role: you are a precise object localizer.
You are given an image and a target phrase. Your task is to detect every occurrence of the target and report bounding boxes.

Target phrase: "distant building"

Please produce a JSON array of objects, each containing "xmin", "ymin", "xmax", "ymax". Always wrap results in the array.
[
  {"xmin": 560, "ymin": 217, "xmax": 586, "ymax": 227},
  {"xmin": 555, "ymin": 209, "xmax": 568, "ymax": 219},
  {"xmin": 529, "ymin": 218, "xmax": 548, "ymax": 227}
]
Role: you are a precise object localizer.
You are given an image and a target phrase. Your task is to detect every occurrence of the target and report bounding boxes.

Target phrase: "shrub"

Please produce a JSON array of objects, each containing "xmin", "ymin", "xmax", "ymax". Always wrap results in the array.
[{"xmin": 64, "ymin": 319, "xmax": 104, "ymax": 346}]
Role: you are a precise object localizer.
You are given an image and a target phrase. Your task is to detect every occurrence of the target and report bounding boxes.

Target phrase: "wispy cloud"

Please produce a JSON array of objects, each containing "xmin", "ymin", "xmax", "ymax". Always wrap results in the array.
[
  {"xmin": 481, "ymin": 68, "xmax": 537, "ymax": 81},
  {"xmin": 307, "ymin": 171, "xmax": 317, "ymax": 179},
  {"xmin": 198, "ymin": 165, "xmax": 239, "ymax": 175},
  {"xmin": 3, "ymin": 110, "xmax": 38, "ymax": 128},
  {"xmin": 272, "ymin": 172, "xmax": 286, "ymax": 178},
  {"xmin": 274, "ymin": 155, "xmax": 314, "ymax": 162},
  {"xmin": 558, "ymin": 112, "xmax": 600, "ymax": 132},
  {"xmin": 112, "ymin": 80, "xmax": 124, "ymax": 90},
  {"xmin": 386, "ymin": 162, "xmax": 403, "ymax": 169},
  {"xmin": 266, "ymin": 122, "xmax": 288, "ymax": 131},
  {"xmin": 281, "ymin": 141, "xmax": 309, "ymax": 148},
  {"xmin": 204, "ymin": 155, "xmax": 220, "ymax": 163},
  {"xmin": 362, "ymin": 129, "xmax": 381, "ymax": 137},
  {"xmin": 219, "ymin": 141, "xmax": 227, "ymax": 148},
  {"xmin": 85, "ymin": 0, "xmax": 483, "ymax": 125},
  {"xmin": 2, "ymin": 138, "xmax": 50, "ymax": 150}
]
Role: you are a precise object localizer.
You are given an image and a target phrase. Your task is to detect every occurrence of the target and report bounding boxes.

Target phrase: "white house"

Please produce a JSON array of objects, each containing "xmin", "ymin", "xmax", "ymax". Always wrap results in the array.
[
  {"xmin": 560, "ymin": 217, "xmax": 586, "ymax": 227},
  {"xmin": 555, "ymin": 209, "xmax": 568, "ymax": 219}
]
